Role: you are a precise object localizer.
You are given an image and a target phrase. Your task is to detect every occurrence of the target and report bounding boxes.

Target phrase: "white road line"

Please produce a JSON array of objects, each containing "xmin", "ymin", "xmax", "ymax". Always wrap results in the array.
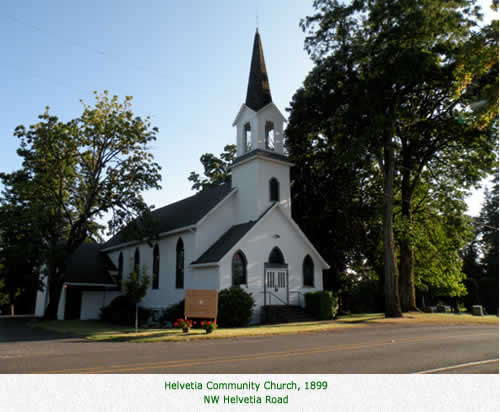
[{"xmin": 414, "ymin": 358, "xmax": 499, "ymax": 374}]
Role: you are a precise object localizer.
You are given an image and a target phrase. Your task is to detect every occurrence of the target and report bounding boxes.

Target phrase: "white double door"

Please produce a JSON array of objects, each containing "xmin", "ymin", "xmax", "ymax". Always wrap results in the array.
[{"xmin": 265, "ymin": 268, "xmax": 288, "ymax": 304}]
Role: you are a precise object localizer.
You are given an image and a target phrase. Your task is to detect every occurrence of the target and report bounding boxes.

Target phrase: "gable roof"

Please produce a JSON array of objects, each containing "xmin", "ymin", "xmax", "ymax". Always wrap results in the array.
[
  {"xmin": 232, "ymin": 101, "xmax": 287, "ymax": 127},
  {"xmin": 245, "ymin": 30, "xmax": 272, "ymax": 111},
  {"xmin": 191, "ymin": 204, "xmax": 275, "ymax": 266},
  {"xmin": 192, "ymin": 204, "xmax": 330, "ymax": 269},
  {"xmin": 102, "ymin": 182, "xmax": 234, "ymax": 250},
  {"xmin": 191, "ymin": 221, "xmax": 258, "ymax": 266},
  {"xmin": 63, "ymin": 242, "xmax": 117, "ymax": 285}
]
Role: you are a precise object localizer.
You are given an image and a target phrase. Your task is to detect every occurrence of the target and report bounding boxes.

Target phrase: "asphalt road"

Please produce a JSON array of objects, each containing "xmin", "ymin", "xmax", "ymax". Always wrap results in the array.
[{"xmin": 0, "ymin": 319, "xmax": 497, "ymax": 374}]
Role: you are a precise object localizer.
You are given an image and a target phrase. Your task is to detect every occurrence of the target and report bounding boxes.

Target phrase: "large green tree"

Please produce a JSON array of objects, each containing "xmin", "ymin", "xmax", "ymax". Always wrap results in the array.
[
  {"xmin": 400, "ymin": 177, "xmax": 474, "ymax": 300},
  {"xmin": 0, "ymin": 171, "xmax": 44, "ymax": 315},
  {"xmin": 188, "ymin": 144, "xmax": 236, "ymax": 191},
  {"xmin": 290, "ymin": 0, "xmax": 496, "ymax": 316},
  {"xmin": 395, "ymin": 17, "xmax": 498, "ymax": 311},
  {"xmin": 478, "ymin": 172, "xmax": 499, "ymax": 279},
  {"xmin": 0, "ymin": 91, "xmax": 161, "ymax": 319}
]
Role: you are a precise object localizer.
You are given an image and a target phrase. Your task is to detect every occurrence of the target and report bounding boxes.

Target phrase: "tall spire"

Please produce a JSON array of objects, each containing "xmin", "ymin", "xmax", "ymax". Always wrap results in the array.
[{"xmin": 245, "ymin": 30, "xmax": 272, "ymax": 111}]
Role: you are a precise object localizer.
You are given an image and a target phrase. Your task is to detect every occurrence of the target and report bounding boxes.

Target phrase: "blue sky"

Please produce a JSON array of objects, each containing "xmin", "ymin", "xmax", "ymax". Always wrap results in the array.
[{"xmin": 0, "ymin": 0, "xmax": 496, "ymax": 227}]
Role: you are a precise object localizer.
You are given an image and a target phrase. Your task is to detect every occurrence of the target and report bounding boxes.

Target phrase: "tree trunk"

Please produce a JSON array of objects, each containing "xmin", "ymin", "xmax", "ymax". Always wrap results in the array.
[
  {"xmin": 44, "ymin": 278, "xmax": 63, "ymax": 319},
  {"xmin": 383, "ymin": 133, "xmax": 402, "ymax": 318},
  {"xmin": 10, "ymin": 304, "xmax": 14, "ymax": 316},
  {"xmin": 399, "ymin": 170, "xmax": 418, "ymax": 312},
  {"xmin": 135, "ymin": 304, "xmax": 138, "ymax": 334},
  {"xmin": 44, "ymin": 258, "xmax": 63, "ymax": 320}
]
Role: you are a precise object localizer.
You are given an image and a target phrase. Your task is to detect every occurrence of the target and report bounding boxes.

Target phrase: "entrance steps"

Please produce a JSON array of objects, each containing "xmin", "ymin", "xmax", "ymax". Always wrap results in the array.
[{"xmin": 262, "ymin": 305, "xmax": 317, "ymax": 324}]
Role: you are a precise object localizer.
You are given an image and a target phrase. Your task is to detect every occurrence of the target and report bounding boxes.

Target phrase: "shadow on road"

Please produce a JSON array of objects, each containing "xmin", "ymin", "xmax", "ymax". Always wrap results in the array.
[
  {"xmin": 338, "ymin": 317, "xmax": 384, "ymax": 324},
  {"xmin": 0, "ymin": 317, "xmax": 73, "ymax": 342}
]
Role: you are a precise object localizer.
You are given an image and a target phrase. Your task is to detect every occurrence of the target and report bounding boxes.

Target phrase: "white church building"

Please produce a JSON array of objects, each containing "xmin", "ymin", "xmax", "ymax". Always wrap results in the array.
[{"xmin": 35, "ymin": 30, "xmax": 329, "ymax": 324}]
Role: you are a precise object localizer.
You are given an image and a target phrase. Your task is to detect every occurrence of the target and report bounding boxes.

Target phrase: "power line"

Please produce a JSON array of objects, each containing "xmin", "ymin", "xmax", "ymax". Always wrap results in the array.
[
  {"xmin": 3, "ymin": 62, "xmax": 89, "ymax": 96},
  {"xmin": 2, "ymin": 14, "xmax": 220, "ymax": 100}
]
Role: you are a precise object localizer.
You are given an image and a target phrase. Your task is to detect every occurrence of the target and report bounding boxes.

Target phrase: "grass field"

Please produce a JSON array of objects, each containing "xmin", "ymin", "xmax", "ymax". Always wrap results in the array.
[
  {"xmin": 31, "ymin": 312, "xmax": 498, "ymax": 343},
  {"xmin": 336, "ymin": 312, "xmax": 499, "ymax": 325}
]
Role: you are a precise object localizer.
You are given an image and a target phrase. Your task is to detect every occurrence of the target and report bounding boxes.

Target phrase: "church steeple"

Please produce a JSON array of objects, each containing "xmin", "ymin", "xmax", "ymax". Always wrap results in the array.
[
  {"xmin": 231, "ymin": 30, "xmax": 292, "ymax": 223},
  {"xmin": 233, "ymin": 30, "xmax": 287, "ymax": 158},
  {"xmin": 245, "ymin": 30, "xmax": 272, "ymax": 111}
]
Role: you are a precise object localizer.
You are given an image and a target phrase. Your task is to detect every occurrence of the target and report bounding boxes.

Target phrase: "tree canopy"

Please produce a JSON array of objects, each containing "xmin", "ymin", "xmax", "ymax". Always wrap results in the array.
[
  {"xmin": 478, "ymin": 172, "xmax": 499, "ymax": 279},
  {"xmin": 288, "ymin": 0, "xmax": 498, "ymax": 315},
  {"xmin": 0, "ymin": 91, "xmax": 162, "ymax": 318},
  {"xmin": 188, "ymin": 144, "xmax": 236, "ymax": 191}
]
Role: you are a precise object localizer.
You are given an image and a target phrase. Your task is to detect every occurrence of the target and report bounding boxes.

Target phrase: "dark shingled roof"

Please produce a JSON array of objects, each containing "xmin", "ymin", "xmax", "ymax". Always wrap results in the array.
[
  {"xmin": 64, "ymin": 242, "xmax": 117, "ymax": 285},
  {"xmin": 192, "ymin": 204, "xmax": 273, "ymax": 265},
  {"xmin": 191, "ymin": 222, "xmax": 257, "ymax": 265},
  {"xmin": 245, "ymin": 30, "xmax": 272, "ymax": 112},
  {"xmin": 232, "ymin": 148, "xmax": 292, "ymax": 167},
  {"xmin": 102, "ymin": 182, "xmax": 234, "ymax": 250}
]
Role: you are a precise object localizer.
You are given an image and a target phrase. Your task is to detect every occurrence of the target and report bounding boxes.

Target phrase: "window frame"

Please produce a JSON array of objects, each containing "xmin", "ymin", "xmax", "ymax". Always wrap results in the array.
[
  {"xmin": 303, "ymin": 255, "xmax": 315, "ymax": 287},
  {"xmin": 268, "ymin": 247, "xmax": 285, "ymax": 265},
  {"xmin": 232, "ymin": 250, "xmax": 248, "ymax": 287},
  {"xmin": 265, "ymin": 121, "xmax": 275, "ymax": 151},
  {"xmin": 243, "ymin": 122, "xmax": 252, "ymax": 152},
  {"xmin": 176, "ymin": 238, "xmax": 184, "ymax": 289},
  {"xmin": 269, "ymin": 177, "xmax": 280, "ymax": 202},
  {"xmin": 134, "ymin": 248, "xmax": 140, "ymax": 271},
  {"xmin": 117, "ymin": 252, "xmax": 123, "ymax": 290},
  {"xmin": 152, "ymin": 244, "xmax": 160, "ymax": 289}
]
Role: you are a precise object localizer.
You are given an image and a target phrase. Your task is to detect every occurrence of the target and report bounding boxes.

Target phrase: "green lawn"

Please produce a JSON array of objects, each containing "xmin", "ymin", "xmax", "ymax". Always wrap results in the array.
[
  {"xmin": 337, "ymin": 312, "xmax": 499, "ymax": 325},
  {"xmin": 31, "ymin": 319, "xmax": 361, "ymax": 342},
  {"xmin": 30, "ymin": 312, "xmax": 498, "ymax": 343}
]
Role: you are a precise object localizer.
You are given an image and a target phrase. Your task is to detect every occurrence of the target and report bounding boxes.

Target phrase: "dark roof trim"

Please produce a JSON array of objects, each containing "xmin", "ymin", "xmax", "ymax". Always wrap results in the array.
[
  {"xmin": 64, "ymin": 282, "xmax": 118, "ymax": 290},
  {"xmin": 101, "ymin": 224, "xmax": 197, "ymax": 252},
  {"xmin": 101, "ymin": 182, "xmax": 234, "ymax": 251},
  {"xmin": 231, "ymin": 149, "xmax": 293, "ymax": 168}
]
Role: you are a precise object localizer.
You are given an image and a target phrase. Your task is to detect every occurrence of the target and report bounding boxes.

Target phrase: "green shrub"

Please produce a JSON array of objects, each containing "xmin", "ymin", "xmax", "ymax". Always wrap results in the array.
[
  {"xmin": 217, "ymin": 287, "xmax": 255, "ymax": 327},
  {"xmin": 305, "ymin": 291, "xmax": 338, "ymax": 320},
  {"xmin": 478, "ymin": 277, "xmax": 499, "ymax": 315},
  {"xmin": 463, "ymin": 278, "xmax": 480, "ymax": 311},
  {"xmin": 342, "ymin": 279, "xmax": 384, "ymax": 314},
  {"xmin": 162, "ymin": 299, "xmax": 185, "ymax": 324},
  {"xmin": 99, "ymin": 295, "xmax": 151, "ymax": 326}
]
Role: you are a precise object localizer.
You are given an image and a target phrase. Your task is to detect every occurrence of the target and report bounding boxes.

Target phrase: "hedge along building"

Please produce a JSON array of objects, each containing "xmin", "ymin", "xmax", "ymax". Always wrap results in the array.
[{"xmin": 35, "ymin": 30, "xmax": 329, "ymax": 324}]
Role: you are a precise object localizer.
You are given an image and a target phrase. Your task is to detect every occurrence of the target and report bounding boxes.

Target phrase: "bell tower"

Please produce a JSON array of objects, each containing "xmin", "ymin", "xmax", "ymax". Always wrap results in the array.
[
  {"xmin": 233, "ymin": 29, "xmax": 287, "ymax": 156},
  {"xmin": 231, "ymin": 30, "xmax": 293, "ymax": 224}
]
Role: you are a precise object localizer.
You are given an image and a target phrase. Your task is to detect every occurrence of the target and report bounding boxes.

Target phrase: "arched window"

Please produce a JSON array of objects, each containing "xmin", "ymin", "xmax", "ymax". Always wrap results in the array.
[
  {"xmin": 134, "ymin": 248, "xmax": 140, "ymax": 271},
  {"xmin": 232, "ymin": 251, "xmax": 247, "ymax": 286},
  {"xmin": 265, "ymin": 121, "xmax": 275, "ymax": 151},
  {"xmin": 244, "ymin": 123, "xmax": 252, "ymax": 152},
  {"xmin": 117, "ymin": 252, "xmax": 123, "ymax": 290},
  {"xmin": 152, "ymin": 244, "xmax": 160, "ymax": 289},
  {"xmin": 269, "ymin": 247, "xmax": 285, "ymax": 265},
  {"xmin": 176, "ymin": 238, "xmax": 184, "ymax": 289},
  {"xmin": 303, "ymin": 255, "xmax": 314, "ymax": 287},
  {"xmin": 269, "ymin": 178, "xmax": 279, "ymax": 202}
]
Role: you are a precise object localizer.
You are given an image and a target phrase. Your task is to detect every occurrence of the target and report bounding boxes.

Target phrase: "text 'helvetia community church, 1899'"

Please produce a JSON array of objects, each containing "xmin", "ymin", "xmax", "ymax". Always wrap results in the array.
[{"xmin": 35, "ymin": 30, "xmax": 329, "ymax": 324}]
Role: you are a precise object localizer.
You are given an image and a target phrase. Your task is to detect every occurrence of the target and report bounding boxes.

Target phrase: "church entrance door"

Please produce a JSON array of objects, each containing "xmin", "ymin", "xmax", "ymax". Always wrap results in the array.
[{"xmin": 264, "ymin": 267, "xmax": 288, "ymax": 305}]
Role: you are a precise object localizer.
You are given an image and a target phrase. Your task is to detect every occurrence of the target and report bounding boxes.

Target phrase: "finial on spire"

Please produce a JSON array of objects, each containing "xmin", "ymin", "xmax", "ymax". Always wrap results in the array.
[{"xmin": 256, "ymin": 0, "xmax": 259, "ymax": 31}]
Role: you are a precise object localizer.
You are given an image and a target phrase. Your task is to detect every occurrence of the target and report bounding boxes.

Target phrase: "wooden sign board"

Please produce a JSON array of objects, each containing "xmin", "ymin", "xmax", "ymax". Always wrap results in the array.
[{"xmin": 184, "ymin": 289, "xmax": 218, "ymax": 319}]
